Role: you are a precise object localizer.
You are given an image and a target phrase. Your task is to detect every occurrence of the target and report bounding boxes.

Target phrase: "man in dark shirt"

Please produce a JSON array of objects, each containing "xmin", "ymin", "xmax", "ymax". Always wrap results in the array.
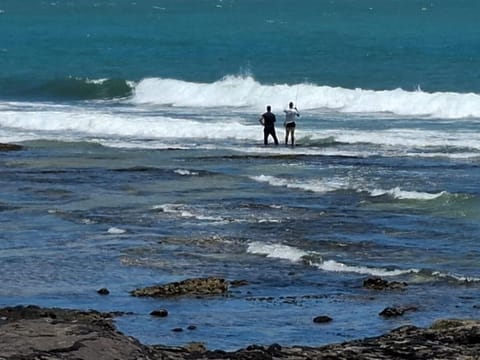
[{"xmin": 259, "ymin": 105, "xmax": 279, "ymax": 145}]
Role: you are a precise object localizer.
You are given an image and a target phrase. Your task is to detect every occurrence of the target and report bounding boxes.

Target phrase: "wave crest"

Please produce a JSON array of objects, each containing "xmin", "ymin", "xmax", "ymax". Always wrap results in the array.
[
  {"xmin": 131, "ymin": 75, "xmax": 480, "ymax": 119},
  {"xmin": 247, "ymin": 241, "xmax": 417, "ymax": 277}
]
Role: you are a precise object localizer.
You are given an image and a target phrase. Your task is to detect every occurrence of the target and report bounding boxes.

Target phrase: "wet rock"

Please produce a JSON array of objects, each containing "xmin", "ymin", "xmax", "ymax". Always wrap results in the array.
[
  {"xmin": 380, "ymin": 306, "xmax": 418, "ymax": 318},
  {"xmin": 430, "ymin": 318, "xmax": 480, "ymax": 330},
  {"xmin": 267, "ymin": 343, "xmax": 282, "ymax": 355},
  {"xmin": 0, "ymin": 143, "xmax": 22, "ymax": 151},
  {"xmin": 150, "ymin": 309, "xmax": 169, "ymax": 317},
  {"xmin": 0, "ymin": 305, "xmax": 110, "ymax": 323},
  {"xmin": 184, "ymin": 342, "xmax": 206, "ymax": 353},
  {"xmin": 97, "ymin": 287, "xmax": 110, "ymax": 295},
  {"xmin": 0, "ymin": 306, "xmax": 147, "ymax": 360},
  {"xmin": 229, "ymin": 279, "xmax": 249, "ymax": 287},
  {"xmin": 131, "ymin": 277, "xmax": 229, "ymax": 297},
  {"xmin": 363, "ymin": 277, "xmax": 408, "ymax": 290},
  {"xmin": 313, "ymin": 315, "xmax": 333, "ymax": 323}
]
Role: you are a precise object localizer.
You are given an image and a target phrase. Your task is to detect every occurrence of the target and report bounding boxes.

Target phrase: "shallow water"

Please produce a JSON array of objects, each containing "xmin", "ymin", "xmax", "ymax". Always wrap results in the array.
[
  {"xmin": 1, "ymin": 0, "xmax": 480, "ymax": 351},
  {"xmin": 1, "ymin": 133, "xmax": 480, "ymax": 350}
]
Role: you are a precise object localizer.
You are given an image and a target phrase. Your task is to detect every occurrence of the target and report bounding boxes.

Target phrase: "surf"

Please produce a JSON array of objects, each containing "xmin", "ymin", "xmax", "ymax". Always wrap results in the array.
[
  {"xmin": 246, "ymin": 241, "xmax": 418, "ymax": 277},
  {"xmin": 130, "ymin": 75, "xmax": 480, "ymax": 119}
]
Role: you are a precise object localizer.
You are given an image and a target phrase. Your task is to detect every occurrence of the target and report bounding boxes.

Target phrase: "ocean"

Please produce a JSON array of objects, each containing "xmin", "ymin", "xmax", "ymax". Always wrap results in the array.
[{"xmin": 1, "ymin": 0, "xmax": 480, "ymax": 351}]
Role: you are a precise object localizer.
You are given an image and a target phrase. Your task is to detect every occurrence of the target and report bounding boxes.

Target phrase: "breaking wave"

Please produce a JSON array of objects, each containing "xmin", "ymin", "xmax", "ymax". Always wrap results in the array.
[
  {"xmin": 131, "ymin": 75, "xmax": 480, "ymax": 119},
  {"xmin": 247, "ymin": 241, "xmax": 417, "ymax": 277},
  {"xmin": 251, "ymin": 175, "xmax": 448, "ymax": 201}
]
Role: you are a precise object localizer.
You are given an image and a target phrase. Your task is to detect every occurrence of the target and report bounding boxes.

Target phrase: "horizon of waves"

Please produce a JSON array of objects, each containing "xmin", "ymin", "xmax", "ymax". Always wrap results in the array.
[{"xmin": 2, "ymin": 74, "xmax": 480, "ymax": 120}]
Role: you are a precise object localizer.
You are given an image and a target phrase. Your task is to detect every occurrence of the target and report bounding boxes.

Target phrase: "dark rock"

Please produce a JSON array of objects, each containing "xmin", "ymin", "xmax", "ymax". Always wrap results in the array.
[
  {"xmin": 184, "ymin": 342, "xmax": 206, "ymax": 353},
  {"xmin": 150, "ymin": 309, "xmax": 169, "ymax": 317},
  {"xmin": 380, "ymin": 306, "xmax": 418, "ymax": 317},
  {"xmin": 363, "ymin": 277, "xmax": 408, "ymax": 290},
  {"xmin": 172, "ymin": 327, "xmax": 183, "ymax": 332},
  {"xmin": 0, "ymin": 143, "xmax": 22, "ymax": 151},
  {"xmin": 230, "ymin": 279, "xmax": 249, "ymax": 287},
  {"xmin": 0, "ymin": 305, "xmax": 111, "ymax": 323},
  {"xmin": 246, "ymin": 344, "xmax": 264, "ymax": 351},
  {"xmin": 380, "ymin": 307, "xmax": 404, "ymax": 317},
  {"xmin": 131, "ymin": 277, "xmax": 229, "ymax": 297},
  {"xmin": 267, "ymin": 343, "xmax": 282, "ymax": 355},
  {"xmin": 187, "ymin": 324, "xmax": 197, "ymax": 330},
  {"xmin": 0, "ymin": 306, "xmax": 146, "ymax": 359},
  {"xmin": 97, "ymin": 287, "xmax": 110, "ymax": 295},
  {"xmin": 313, "ymin": 315, "xmax": 333, "ymax": 324}
]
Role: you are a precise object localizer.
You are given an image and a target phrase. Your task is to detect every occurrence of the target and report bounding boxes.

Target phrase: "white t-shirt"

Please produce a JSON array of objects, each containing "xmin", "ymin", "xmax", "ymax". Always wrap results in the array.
[{"xmin": 284, "ymin": 108, "xmax": 299, "ymax": 125}]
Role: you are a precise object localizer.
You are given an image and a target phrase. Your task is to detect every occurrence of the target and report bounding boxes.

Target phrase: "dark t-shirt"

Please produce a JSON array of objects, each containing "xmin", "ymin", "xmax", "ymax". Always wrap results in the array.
[{"xmin": 262, "ymin": 112, "xmax": 276, "ymax": 128}]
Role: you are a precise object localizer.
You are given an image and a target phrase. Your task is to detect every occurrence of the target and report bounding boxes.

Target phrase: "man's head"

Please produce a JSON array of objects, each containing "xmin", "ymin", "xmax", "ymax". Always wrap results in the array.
[
  {"xmin": 267, "ymin": 105, "xmax": 271, "ymax": 112},
  {"xmin": 289, "ymin": 102, "xmax": 294, "ymax": 108}
]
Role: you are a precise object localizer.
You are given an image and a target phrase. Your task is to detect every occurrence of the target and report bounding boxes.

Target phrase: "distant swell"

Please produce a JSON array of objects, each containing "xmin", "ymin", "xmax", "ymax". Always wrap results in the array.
[
  {"xmin": 3, "ymin": 77, "xmax": 134, "ymax": 101},
  {"xmin": 42, "ymin": 78, "xmax": 134, "ymax": 100},
  {"xmin": 131, "ymin": 75, "xmax": 480, "ymax": 119}
]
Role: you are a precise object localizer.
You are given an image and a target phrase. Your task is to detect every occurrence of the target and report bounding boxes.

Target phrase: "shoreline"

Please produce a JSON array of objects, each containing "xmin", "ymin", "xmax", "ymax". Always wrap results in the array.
[{"xmin": 1, "ymin": 305, "xmax": 479, "ymax": 359}]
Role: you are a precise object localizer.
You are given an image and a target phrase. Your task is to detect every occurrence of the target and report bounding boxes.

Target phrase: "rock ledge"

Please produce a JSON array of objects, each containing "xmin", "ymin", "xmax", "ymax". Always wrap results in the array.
[{"xmin": 1, "ymin": 305, "xmax": 480, "ymax": 359}]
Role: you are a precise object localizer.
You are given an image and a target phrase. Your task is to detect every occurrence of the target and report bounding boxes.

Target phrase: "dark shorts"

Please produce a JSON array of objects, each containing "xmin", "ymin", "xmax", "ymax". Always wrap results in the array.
[{"xmin": 286, "ymin": 122, "xmax": 296, "ymax": 128}]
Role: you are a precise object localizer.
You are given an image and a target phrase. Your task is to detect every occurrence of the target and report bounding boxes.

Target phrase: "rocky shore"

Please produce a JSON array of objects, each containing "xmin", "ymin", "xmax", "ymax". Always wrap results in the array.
[{"xmin": 0, "ymin": 305, "xmax": 479, "ymax": 360}]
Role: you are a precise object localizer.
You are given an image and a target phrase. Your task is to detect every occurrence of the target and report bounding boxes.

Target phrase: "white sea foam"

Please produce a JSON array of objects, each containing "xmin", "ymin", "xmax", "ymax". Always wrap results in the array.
[
  {"xmin": 321, "ymin": 128, "xmax": 480, "ymax": 150},
  {"xmin": 371, "ymin": 187, "xmax": 447, "ymax": 200},
  {"xmin": 0, "ymin": 105, "xmax": 254, "ymax": 142},
  {"xmin": 2, "ymin": 76, "xmax": 480, "ymax": 156},
  {"xmin": 251, "ymin": 175, "xmax": 447, "ymax": 201},
  {"xmin": 247, "ymin": 242, "xmax": 311, "ymax": 262},
  {"xmin": 432, "ymin": 271, "xmax": 480, "ymax": 283},
  {"xmin": 247, "ymin": 241, "xmax": 417, "ymax": 277},
  {"xmin": 153, "ymin": 204, "xmax": 224, "ymax": 222},
  {"xmin": 107, "ymin": 227, "xmax": 126, "ymax": 234},
  {"xmin": 251, "ymin": 175, "xmax": 347, "ymax": 194},
  {"xmin": 131, "ymin": 75, "xmax": 480, "ymax": 119},
  {"xmin": 317, "ymin": 259, "xmax": 415, "ymax": 277},
  {"xmin": 174, "ymin": 169, "xmax": 199, "ymax": 176}
]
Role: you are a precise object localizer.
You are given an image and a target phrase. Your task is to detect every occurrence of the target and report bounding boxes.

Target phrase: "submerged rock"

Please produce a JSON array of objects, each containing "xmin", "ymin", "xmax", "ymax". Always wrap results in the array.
[
  {"xmin": 97, "ymin": 287, "xmax": 110, "ymax": 295},
  {"xmin": 0, "ymin": 143, "xmax": 22, "ymax": 151},
  {"xmin": 380, "ymin": 306, "xmax": 418, "ymax": 317},
  {"xmin": 313, "ymin": 315, "xmax": 333, "ymax": 323},
  {"xmin": 131, "ymin": 277, "xmax": 229, "ymax": 297},
  {"xmin": 1, "ymin": 305, "xmax": 480, "ymax": 359},
  {"xmin": 150, "ymin": 309, "xmax": 169, "ymax": 317},
  {"xmin": 363, "ymin": 277, "xmax": 408, "ymax": 290}
]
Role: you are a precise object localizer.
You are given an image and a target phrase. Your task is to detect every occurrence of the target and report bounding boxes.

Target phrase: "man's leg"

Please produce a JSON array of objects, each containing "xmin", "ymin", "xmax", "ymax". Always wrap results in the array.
[{"xmin": 272, "ymin": 129, "xmax": 279, "ymax": 145}]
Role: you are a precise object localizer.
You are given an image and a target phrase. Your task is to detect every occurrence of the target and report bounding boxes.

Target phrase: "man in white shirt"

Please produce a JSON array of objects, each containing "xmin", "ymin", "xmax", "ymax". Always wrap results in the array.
[{"xmin": 283, "ymin": 102, "xmax": 299, "ymax": 145}]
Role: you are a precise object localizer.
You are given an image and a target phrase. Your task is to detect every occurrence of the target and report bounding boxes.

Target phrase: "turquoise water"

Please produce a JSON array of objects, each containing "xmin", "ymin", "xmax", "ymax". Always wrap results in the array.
[
  {"xmin": 2, "ymin": 0, "xmax": 480, "ymax": 95},
  {"xmin": 1, "ymin": 0, "xmax": 480, "ymax": 351}
]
